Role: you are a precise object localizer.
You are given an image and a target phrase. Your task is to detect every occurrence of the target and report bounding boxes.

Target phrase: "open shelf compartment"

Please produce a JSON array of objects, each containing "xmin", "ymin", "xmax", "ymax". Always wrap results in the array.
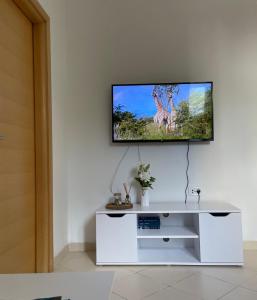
[
  {"xmin": 137, "ymin": 238, "xmax": 200, "ymax": 264},
  {"xmin": 138, "ymin": 248, "xmax": 199, "ymax": 264},
  {"xmin": 137, "ymin": 213, "xmax": 199, "ymax": 239}
]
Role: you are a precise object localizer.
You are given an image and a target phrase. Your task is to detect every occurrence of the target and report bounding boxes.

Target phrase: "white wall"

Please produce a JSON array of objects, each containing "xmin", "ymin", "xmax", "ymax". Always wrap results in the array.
[
  {"xmin": 43, "ymin": 0, "xmax": 257, "ymax": 248},
  {"xmin": 39, "ymin": 0, "xmax": 69, "ymax": 256}
]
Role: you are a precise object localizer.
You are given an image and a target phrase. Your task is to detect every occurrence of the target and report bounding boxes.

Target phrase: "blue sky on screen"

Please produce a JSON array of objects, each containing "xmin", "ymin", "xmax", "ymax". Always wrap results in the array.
[{"xmin": 113, "ymin": 83, "xmax": 212, "ymax": 118}]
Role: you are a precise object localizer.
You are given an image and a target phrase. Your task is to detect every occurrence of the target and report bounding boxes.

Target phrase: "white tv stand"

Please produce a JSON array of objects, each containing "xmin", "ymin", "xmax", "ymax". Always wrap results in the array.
[{"xmin": 96, "ymin": 202, "xmax": 243, "ymax": 266}]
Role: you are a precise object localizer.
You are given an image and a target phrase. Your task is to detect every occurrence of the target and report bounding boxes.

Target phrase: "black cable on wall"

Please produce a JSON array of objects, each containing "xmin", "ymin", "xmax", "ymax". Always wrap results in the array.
[{"xmin": 185, "ymin": 141, "xmax": 190, "ymax": 204}]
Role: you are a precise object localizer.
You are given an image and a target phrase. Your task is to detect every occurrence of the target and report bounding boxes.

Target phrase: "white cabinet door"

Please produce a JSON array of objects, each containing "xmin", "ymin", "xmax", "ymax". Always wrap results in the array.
[
  {"xmin": 199, "ymin": 213, "xmax": 243, "ymax": 263},
  {"xmin": 96, "ymin": 213, "xmax": 137, "ymax": 263}
]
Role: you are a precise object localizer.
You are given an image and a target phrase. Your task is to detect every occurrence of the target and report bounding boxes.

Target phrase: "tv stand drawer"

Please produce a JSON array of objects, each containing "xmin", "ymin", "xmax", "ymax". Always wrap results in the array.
[{"xmin": 96, "ymin": 214, "xmax": 137, "ymax": 263}]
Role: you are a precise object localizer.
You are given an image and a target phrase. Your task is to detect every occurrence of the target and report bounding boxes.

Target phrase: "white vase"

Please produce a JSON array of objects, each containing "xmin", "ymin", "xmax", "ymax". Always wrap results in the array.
[{"xmin": 141, "ymin": 188, "xmax": 150, "ymax": 207}]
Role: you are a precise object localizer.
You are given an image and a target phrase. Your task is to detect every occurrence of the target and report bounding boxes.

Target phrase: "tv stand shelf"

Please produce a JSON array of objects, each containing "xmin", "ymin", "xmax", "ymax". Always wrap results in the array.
[
  {"xmin": 137, "ymin": 226, "xmax": 198, "ymax": 239},
  {"xmin": 138, "ymin": 248, "xmax": 199, "ymax": 265},
  {"xmin": 96, "ymin": 202, "xmax": 243, "ymax": 266}
]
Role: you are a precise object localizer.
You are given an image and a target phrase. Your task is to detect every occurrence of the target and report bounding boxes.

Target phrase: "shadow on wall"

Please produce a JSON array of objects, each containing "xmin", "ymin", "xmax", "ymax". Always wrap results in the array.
[{"xmin": 84, "ymin": 216, "xmax": 96, "ymax": 247}]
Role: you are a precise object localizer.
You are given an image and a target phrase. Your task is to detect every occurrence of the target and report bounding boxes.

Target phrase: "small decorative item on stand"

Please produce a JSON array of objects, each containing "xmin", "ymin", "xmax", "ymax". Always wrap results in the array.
[
  {"xmin": 135, "ymin": 163, "xmax": 156, "ymax": 207},
  {"xmin": 106, "ymin": 185, "xmax": 133, "ymax": 210},
  {"xmin": 123, "ymin": 183, "xmax": 131, "ymax": 204},
  {"xmin": 114, "ymin": 192, "xmax": 122, "ymax": 206}
]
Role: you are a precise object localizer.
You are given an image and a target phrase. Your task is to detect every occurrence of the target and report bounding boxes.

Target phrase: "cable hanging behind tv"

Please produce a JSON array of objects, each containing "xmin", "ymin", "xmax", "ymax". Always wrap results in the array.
[{"xmin": 112, "ymin": 82, "xmax": 214, "ymax": 143}]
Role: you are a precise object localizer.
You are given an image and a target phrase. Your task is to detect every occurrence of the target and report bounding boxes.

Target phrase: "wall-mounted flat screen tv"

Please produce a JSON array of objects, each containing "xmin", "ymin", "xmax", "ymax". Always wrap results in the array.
[{"xmin": 112, "ymin": 82, "xmax": 213, "ymax": 142}]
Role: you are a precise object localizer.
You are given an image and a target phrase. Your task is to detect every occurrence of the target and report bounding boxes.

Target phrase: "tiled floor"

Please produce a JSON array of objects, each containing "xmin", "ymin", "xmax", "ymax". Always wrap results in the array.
[{"xmin": 55, "ymin": 250, "xmax": 257, "ymax": 300}]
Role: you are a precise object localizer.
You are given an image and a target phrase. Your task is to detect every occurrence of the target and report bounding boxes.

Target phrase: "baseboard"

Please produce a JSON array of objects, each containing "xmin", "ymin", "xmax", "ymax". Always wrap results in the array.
[
  {"xmin": 243, "ymin": 241, "xmax": 257, "ymax": 250},
  {"xmin": 68, "ymin": 242, "xmax": 96, "ymax": 252},
  {"xmin": 54, "ymin": 245, "xmax": 69, "ymax": 265}
]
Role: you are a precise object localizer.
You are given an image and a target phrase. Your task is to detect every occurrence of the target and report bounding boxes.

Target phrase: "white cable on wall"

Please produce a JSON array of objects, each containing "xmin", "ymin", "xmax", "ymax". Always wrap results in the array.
[
  {"xmin": 109, "ymin": 146, "xmax": 130, "ymax": 195},
  {"xmin": 109, "ymin": 144, "xmax": 143, "ymax": 196}
]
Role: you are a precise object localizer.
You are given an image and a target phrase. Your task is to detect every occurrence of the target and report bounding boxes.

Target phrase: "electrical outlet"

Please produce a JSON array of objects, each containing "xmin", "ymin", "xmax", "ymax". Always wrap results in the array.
[{"xmin": 190, "ymin": 187, "xmax": 201, "ymax": 196}]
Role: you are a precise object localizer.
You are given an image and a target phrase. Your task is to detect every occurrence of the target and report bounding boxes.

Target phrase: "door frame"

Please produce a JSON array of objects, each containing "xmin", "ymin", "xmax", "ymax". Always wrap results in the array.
[{"xmin": 13, "ymin": 0, "xmax": 53, "ymax": 272}]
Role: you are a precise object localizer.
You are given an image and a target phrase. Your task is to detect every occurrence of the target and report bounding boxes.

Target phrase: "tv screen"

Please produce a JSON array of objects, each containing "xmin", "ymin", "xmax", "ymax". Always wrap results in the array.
[{"xmin": 112, "ymin": 82, "xmax": 214, "ymax": 142}]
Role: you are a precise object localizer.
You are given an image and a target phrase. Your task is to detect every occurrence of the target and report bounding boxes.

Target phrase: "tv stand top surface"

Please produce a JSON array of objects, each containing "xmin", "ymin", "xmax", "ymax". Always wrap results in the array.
[{"xmin": 96, "ymin": 201, "xmax": 240, "ymax": 214}]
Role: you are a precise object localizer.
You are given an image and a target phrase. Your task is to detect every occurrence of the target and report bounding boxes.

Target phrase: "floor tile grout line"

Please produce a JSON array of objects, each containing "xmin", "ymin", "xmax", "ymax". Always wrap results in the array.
[
  {"xmin": 111, "ymin": 291, "xmax": 128, "ymax": 300},
  {"xmin": 140, "ymin": 290, "xmax": 160, "ymax": 299},
  {"xmin": 196, "ymin": 268, "xmax": 257, "ymax": 286},
  {"xmin": 167, "ymin": 274, "xmax": 237, "ymax": 300},
  {"xmin": 140, "ymin": 284, "xmax": 208, "ymax": 300},
  {"xmin": 111, "ymin": 272, "xmax": 165, "ymax": 299},
  {"xmin": 97, "ymin": 266, "xmax": 257, "ymax": 279},
  {"xmin": 238, "ymin": 274, "xmax": 257, "ymax": 287},
  {"xmin": 112, "ymin": 271, "xmax": 169, "ymax": 300},
  {"xmin": 130, "ymin": 271, "xmax": 186, "ymax": 291},
  {"xmin": 193, "ymin": 271, "xmax": 239, "ymax": 286},
  {"xmin": 168, "ymin": 285, "xmax": 207, "ymax": 300},
  {"xmin": 113, "ymin": 270, "xmax": 142, "ymax": 283},
  {"xmin": 167, "ymin": 282, "xmax": 207, "ymax": 300},
  {"xmin": 140, "ymin": 284, "xmax": 168, "ymax": 300},
  {"xmin": 172, "ymin": 271, "xmax": 196, "ymax": 284},
  {"xmin": 216, "ymin": 285, "xmax": 239, "ymax": 300},
  {"xmin": 125, "ymin": 268, "xmax": 145, "ymax": 273},
  {"xmin": 198, "ymin": 272, "xmax": 238, "ymax": 285},
  {"xmin": 131, "ymin": 271, "xmax": 160, "ymax": 280},
  {"xmin": 237, "ymin": 285, "xmax": 257, "ymax": 293},
  {"xmin": 143, "ymin": 267, "xmax": 236, "ymax": 287},
  {"xmin": 135, "ymin": 268, "xmax": 198, "ymax": 285},
  {"xmin": 141, "ymin": 290, "xmax": 159, "ymax": 299},
  {"xmin": 172, "ymin": 271, "xmax": 240, "ymax": 300}
]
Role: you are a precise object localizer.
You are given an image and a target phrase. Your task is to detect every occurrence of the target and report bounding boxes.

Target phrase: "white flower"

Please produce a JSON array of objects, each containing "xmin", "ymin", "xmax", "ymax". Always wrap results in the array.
[
  {"xmin": 135, "ymin": 163, "xmax": 155, "ymax": 189},
  {"xmin": 142, "ymin": 173, "xmax": 150, "ymax": 181}
]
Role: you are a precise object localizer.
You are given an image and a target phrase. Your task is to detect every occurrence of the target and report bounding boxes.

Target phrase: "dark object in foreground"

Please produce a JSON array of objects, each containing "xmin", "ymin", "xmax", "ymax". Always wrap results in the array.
[{"xmin": 34, "ymin": 297, "xmax": 70, "ymax": 300}]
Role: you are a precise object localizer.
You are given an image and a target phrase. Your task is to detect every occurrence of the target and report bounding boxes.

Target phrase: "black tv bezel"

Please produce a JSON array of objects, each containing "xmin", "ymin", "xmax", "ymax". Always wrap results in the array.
[{"xmin": 112, "ymin": 81, "xmax": 214, "ymax": 143}]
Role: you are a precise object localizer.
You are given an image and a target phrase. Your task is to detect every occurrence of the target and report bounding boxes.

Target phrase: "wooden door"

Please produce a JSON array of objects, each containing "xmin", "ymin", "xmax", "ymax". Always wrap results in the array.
[{"xmin": 0, "ymin": 0, "xmax": 52, "ymax": 273}]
